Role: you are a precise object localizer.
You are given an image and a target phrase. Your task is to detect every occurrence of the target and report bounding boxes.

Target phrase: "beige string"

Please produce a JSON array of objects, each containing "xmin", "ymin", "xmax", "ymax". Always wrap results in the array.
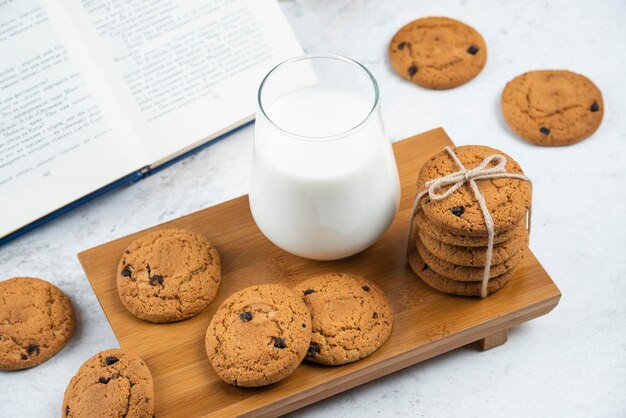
[{"xmin": 407, "ymin": 146, "xmax": 532, "ymax": 298}]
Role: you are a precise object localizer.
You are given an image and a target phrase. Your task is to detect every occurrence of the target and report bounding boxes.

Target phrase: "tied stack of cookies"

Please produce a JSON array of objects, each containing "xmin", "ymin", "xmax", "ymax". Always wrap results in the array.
[{"xmin": 407, "ymin": 145, "xmax": 532, "ymax": 297}]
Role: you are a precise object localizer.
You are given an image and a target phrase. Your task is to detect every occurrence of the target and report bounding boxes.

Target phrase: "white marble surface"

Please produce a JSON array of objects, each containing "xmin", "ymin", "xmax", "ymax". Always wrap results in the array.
[{"xmin": 2, "ymin": 0, "xmax": 626, "ymax": 416}]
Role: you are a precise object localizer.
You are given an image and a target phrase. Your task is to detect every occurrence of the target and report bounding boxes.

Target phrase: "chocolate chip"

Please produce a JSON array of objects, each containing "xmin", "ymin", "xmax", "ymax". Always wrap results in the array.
[
  {"xmin": 450, "ymin": 206, "xmax": 465, "ymax": 217},
  {"xmin": 398, "ymin": 41, "xmax": 407, "ymax": 50},
  {"xmin": 273, "ymin": 338, "xmax": 287, "ymax": 349},
  {"xmin": 307, "ymin": 342, "xmax": 320, "ymax": 357},
  {"xmin": 467, "ymin": 45, "xmax": 479, "ymax": 55},
  {"xmin": 66, "ymin": 405, "xmax": 70, "ymax": 417},
  {"xmin": 240, "ymin": 311, "xmax": 253, "ymax": 322},
  {"xmin": 303, "ymin": 289, "xmax": 316, "ymax": 295},
  {"xmin": 20, "ymin": 354, "xmax": 27, "ymax": 360},
  {"xmin": 362, "ymin": 285, "xmax": 370, "ymax": 292},
  {"xmin": 424, "ymin": 198, "xmax": 431, "ymax": 204},
  {"xmin": 422, "ymin": 264, "xmax": 429, "ymax": 272},
  {"xmin": 407, "ymin": 65, "xmax": 418, "ymax": 77},
  {"xmin": 99, "ymin": 377, "xmax": 110, "ymax": 384},
  {"xmin": 540, "ymin": 127, "xmax": 550, "ymax": 135},
  {"xmin": 105, "ymin": 356, "xmax": 119, "ymax": 366},
  {"xmin": 26, "ymin": 344, "xmax": 39, "ymax": 356},
  {"xmin": 590, "ymin": 101, "xmax": 599, "ymax": 112},
  {"xmin": 120, "ymin": 266, "xmax": 133, "ymax": 277},
  {"xmin": 149, "ymin": 275, "xmax": 164, "ymax": 286},
  {"xmin": 372, "ymin": 312, "xmax": 378, "ymax": 319},
  {"xmin": 302, "ymin": 323, "xmax": 306, "ymax": 328}
]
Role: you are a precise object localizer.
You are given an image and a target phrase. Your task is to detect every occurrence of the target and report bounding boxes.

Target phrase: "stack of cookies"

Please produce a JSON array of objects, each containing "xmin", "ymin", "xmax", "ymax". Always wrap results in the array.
[{"xmin": 407, "ymin": 145, "xmax": 532, "ymax": 297}]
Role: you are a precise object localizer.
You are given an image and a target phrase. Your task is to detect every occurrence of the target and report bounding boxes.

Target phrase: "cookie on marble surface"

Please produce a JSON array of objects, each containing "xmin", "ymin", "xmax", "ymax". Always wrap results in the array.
[
  {"xmin": 389, "ymin": 16, "xmax": 487, "ymax": 89},
  {"xmin": 413, "ymin": 211, "xmax": 525, "ymax": 248},
  {"xmin": 417, "ymin": 228, "xmax": 527, "ymax": 267},
  {"xmin": 408, "ymin": 246, "xmax": 514, "ymax": 297},
  {"xmin": 293, "ymin": 273, "xmax": 393, "ymax": 366},
  {"xmin": 0, "ymin": 277, "xmax": 75, "ymax": 371},
  {"xmin": 417, "ymin": 145, "xmax": 531, "ymax": 236},
  {"xmin": 62, "ymin": 348, "xmax": 154, "ymax": 418},
  {"xmin": 205, "ymin": 284, "xmax": 311, "ymax": 387},
  {"xmin": 415, "ymin": 235, "xmax": 526, "ymax": 281},
  {"xmin": 501, "ymin": 70, "xmax": 604, "ymax": 146},
  {"xmin": 117, "ymin": 228, "xmax": 221, "ymax": 323}
]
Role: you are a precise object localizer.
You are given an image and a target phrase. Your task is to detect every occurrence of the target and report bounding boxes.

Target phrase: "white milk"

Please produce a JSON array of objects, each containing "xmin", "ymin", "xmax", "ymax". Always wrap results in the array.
[{"xmin": 250, "ymin": 84, "xmax": 400, "ymax": 260}]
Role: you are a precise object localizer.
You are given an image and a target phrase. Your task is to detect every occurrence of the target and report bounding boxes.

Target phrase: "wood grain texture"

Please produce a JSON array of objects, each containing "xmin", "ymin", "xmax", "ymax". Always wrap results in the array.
[{"xmin": 78, "ymin": 128, "xmax": 561, "ymax": 418}]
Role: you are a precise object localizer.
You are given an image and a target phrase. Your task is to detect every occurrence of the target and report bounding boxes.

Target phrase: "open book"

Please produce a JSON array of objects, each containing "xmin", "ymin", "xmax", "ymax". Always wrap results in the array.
[{"xmin": 0, "ymin": 0, "xmax": 302, "ymax": 244}]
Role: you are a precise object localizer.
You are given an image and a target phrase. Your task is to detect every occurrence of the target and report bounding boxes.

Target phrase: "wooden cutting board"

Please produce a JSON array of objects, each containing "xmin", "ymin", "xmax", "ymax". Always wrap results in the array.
[{"xmin": 78, "ymin": 128, "xmax": 561, "ymax": 417}]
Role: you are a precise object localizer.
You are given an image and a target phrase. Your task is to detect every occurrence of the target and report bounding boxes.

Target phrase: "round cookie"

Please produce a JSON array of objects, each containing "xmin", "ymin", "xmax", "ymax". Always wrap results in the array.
[
  {"xmin": 62, "ymin": 349, "xmax": 154, "ymax": 418},
  {"xmin": 117, "ymin": 228, "xmax": 221, "ymax": 323},
  {"xmin": 408, "ymin": 247, "xmax": 513, "ymax": 297},
  {"xmin": 417, "ymin": 228, "xmax": 528, "ymax": 267},
  {"xmin": 415, "ymin": 235, "xmax": 526, "ymax": 281},
  {"xmin": 293, "ymin": 273, "xmax": 393, "ymax": 366},
  {"xmin": 389, "ymin": 16, "xmax": 487, "ymax": 89},
  {"xmin": 501, "ymin": 70, "xmax": 604, "ymax": 146},
  {"xmin": 205, "ymin": 284, "xmax": 311, "ymax": 387},
  {"xmin": 417, "ymin": 145, "xmax": 531, "ymax": 236},
  {"xmin": 0, "ymin": 277, "xmax": 75, "ymax": 371},
  {"xmin": 413, "ymin": 211, "xmax": 525, "ymax": 247}
]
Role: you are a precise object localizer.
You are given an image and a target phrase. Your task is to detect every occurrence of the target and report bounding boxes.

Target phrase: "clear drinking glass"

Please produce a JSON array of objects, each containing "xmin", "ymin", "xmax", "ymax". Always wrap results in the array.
[{"xmin": 250, "ymin": 54, "xmax": 400, "ymax": 260}]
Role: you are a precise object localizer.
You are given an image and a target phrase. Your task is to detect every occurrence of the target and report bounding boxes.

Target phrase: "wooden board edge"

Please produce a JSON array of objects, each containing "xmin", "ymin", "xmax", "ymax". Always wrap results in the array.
[
  {"xmin": 213, "ymin": 292, "xmax": 561, "ymax": 418},
  {"xmin": 76, "ymin": 252, "xmax": 124, "ymax": 345}
]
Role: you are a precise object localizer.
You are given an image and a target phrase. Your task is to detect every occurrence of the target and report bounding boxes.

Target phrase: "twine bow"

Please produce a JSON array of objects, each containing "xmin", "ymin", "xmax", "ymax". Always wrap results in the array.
[{"xmin": 408, "ymin": 146, "xmax": 532, "ymax": 298}]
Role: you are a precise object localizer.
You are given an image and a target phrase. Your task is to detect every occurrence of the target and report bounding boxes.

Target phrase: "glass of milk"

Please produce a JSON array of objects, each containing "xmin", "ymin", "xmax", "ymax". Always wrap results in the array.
[{"xmin": 250, "ymin": 54, "xmax": 400, "ymax": 260}]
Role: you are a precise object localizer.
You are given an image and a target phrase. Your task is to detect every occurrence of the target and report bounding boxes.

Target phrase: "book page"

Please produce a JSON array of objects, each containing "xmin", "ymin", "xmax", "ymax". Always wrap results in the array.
[
  {"xmin": 0, "ymin": 0, "xmax": 146, "ymax": 238},
  {"xmin": 62, "ymin": 0, "xmax": 303, "ymax": 164}
]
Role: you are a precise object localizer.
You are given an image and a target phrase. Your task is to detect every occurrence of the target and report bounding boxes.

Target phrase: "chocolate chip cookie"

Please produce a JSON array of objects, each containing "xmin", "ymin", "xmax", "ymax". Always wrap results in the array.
[
  {"xmin": 389, "ymin": 16, "xmax": 487, "ymax": 89},
  {"xmin": 417, "ymin": 145, "xmax": 532, "ymax": 236},
  {"xmin": 0, "ymin": 277, "xmax": 75, "ymax": 370},
  {"xmin": 205, "ymin": 284, "xmax": 311, "ymax": 387},
  {"xmin": 415, "ymin": 235, "xmax": 526, "ymax": 281},
  {"xmin": 62, "ymin": 349, "xmax": 154, "ymax": 417},
  {"xmin": 417, "ymin": 228, "xmax": 528, "ymax": 267},
  {"xmin": 501, "ymin": 70, "xmax": 604, "ymax": 146},
  {"xmin": 294, "ymin": 273, "xmax": 393, "ymax": 366},
  {"xmin": 408, "ymin": 246, "xmax": 514, "ymax": 297},
  {"xmin": 413, "ymin": 211, "xmax": 525, "ymax": 247},
  {"xmin": 117, "ymin": 228, "xmax": 221, "ymax": 323}
]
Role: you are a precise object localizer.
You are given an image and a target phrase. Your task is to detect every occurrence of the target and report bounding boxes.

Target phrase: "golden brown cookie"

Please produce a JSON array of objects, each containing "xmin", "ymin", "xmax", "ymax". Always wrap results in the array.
[
  {"xmin": 205, "ymin": 284, "xmax": 311, "ymax": 387},
  {"xmin": 413, "ymin": 211, "xmax": 525, "ymax": 247},
  {"xmin": 408, "ymin": 246, "xmax": 514, "ymax": 297},
  {"xmin": 415, "ymin": 235, "xmax": 526, "ymax": 281},
  {"xmin": 389, "ymin": 16, "xmax": 487, "ymax": 89},
  {"xmin": 501, "ymin": 70, "xmax": 604, "ymax": 146},
  {"xmin": 417, "ymin": 228, "xmax": 528, "ymax": 267},
  {"xmin": 62, "ymin": 349, "xmax": 154, "ymax": 418},
  {"xmin": 117, "ymin": 228, "xmax": 221, "ymax": 323},
  {"xmin": 417, "ymin": 145, "xmax": 531, "ymax": 236},
  {"xmin": 293, "ymin": 273, "xmax": 393, "ymax": 366},
  {"xmin": 0, "ymin": 277, "xmax": 75, "ymax": 371}
]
